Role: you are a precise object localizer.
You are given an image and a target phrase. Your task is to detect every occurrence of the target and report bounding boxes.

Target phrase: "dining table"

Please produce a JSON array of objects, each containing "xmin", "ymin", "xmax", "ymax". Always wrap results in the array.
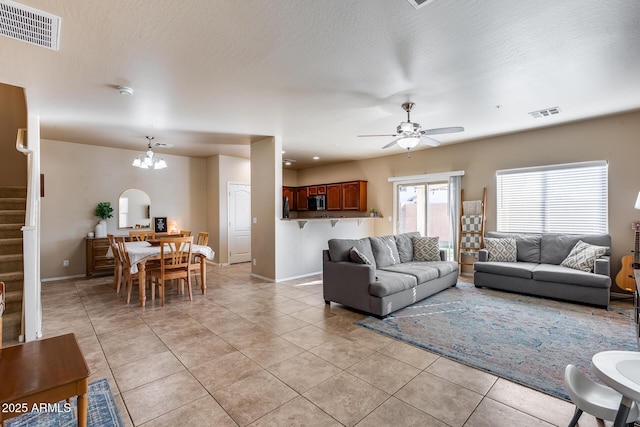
[
  {"xmin": 120, "ymin": 240, "xmax": 215, "ymax": 307},
  {"xmin": 591, "ymin": 350, "xmax": 640, "ymax": 427}
]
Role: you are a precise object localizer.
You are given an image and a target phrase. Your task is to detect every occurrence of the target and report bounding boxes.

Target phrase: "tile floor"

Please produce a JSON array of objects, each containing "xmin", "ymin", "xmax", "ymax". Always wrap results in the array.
[{"xmin": 39, "ymin": 264, "xmax": 616, "ymax": 426}]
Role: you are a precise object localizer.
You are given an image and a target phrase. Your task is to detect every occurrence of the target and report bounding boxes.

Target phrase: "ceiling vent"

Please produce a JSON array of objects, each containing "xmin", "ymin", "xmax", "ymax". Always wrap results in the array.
[
  {"xmin": 407, "ymin": 0, "xmax": 437, "ymax": 9},
  {"xmin": 529, "ymin": 107, "xmax": 561, "ymax": 118},
  {"xmin": 0, "ymin": 0, "xmax": 61, "ymax": 51}
]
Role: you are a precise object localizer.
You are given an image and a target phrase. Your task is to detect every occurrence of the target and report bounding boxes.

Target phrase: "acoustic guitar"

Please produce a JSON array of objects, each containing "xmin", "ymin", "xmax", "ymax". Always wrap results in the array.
[{"xmin": 615, "ymin": 221, "xmax": 640, "ymax": 292}]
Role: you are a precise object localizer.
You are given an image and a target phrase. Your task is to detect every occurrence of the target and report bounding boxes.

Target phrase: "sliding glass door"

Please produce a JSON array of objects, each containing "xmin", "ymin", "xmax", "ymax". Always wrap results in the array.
[{"xmin": 397, "ymin": 181, "xmax": 453, "ymax": 259}]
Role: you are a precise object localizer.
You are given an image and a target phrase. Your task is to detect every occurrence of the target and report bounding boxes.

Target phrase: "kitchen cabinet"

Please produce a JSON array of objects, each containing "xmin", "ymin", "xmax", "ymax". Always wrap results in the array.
[
  {"xmin": 283, "ymin": 187, "xmax": 295, "ymax": 211},
  {"xmin": 342, "ymin": 180, "xmax": 367, "ymax": 211},
  {"xmin": 296, "ymin": 187, "xmax": 309, "ymax": 211},
  {"xmin": 326, "ymin": 184, "xmax": 342, "ymax": 210}
]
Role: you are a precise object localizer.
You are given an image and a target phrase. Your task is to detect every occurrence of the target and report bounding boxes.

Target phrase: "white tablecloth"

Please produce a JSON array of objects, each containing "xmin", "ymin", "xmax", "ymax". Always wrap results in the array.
[{"xmin": 108, "ymin": 241, "xmax": 215, "ymax": 273}]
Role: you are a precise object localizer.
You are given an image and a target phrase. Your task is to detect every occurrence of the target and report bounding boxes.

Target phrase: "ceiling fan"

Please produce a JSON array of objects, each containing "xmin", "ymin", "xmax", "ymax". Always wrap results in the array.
[{"xmin": 359, "ymin": 102, "xmax": 464, "ymax": 156}]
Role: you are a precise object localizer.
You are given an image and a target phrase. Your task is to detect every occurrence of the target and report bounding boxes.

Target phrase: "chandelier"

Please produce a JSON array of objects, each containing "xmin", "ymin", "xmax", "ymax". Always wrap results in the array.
[{"xmin": 132, "ymin": 136, "xmax": 167, "ymax": 169}]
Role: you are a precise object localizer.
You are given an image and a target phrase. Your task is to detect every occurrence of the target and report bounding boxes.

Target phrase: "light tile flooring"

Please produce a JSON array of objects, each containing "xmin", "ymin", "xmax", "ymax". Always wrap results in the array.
[{"xmin": 39, "ymin": 264, "xmax": 615, "ymax": 427}]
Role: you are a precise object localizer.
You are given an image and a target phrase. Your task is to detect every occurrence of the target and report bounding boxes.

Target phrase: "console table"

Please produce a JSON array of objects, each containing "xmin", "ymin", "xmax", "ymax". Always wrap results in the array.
[
  {"xmin": 85, "ymin": 237, "xmax": 114, "ymax": 277},
  {"xmin": 0, "ymin": 333, "xmax": 90, "ymax": 426}
]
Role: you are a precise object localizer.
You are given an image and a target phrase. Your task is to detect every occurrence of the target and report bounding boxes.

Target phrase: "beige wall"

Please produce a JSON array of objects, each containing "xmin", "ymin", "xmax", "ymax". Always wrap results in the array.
[
  {"xmin": 41, "ymin": 140, "xmax": 207, "ymax": 279},
  {"xmin": 0, "ymin": 83, "xmax": 27, "ymax": 186},
  {"xmin": 297, "ymin": 110, "xmax": 640, "ymax": 290},
  {"xmin": 251, "ymin": 137, "xmax": 278, "ymax": 280}
]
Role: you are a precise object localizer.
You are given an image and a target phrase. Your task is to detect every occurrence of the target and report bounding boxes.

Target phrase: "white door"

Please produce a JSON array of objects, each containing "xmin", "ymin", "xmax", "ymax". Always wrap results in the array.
[{"xmin": 228, "ymin": 183, "xmax": 251, "ymax": 264}]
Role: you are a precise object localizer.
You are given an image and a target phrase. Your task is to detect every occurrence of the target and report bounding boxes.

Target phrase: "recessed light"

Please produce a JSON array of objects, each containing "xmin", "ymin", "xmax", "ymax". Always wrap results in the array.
[{"xmin": 313, "ymin": 156, "xmax": 320, "ymax": 160}]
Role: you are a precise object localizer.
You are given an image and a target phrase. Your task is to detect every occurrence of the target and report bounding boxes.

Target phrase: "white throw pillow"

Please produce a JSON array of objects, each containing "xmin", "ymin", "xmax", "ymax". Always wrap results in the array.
[
  {"xmin": 561, "ymin": 240, "xmax": 608, "ymax": 272},
  {"xmin": 484, "ymin": 238, "xmax": 517, "ymax": 262}
]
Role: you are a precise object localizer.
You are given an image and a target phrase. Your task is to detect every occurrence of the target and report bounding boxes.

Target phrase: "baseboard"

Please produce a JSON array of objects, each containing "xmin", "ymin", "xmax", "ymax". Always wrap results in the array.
[
  {"xmin": 250, "ymin": 273, "xmax": 275, "ymax": 282},
  {"xmin": 41, "ymin": 274, "xmax": 86, "ymax": 283},
  {"xmin": 275, "ymin": 271, "xmax": 323, "ymax": 283}
]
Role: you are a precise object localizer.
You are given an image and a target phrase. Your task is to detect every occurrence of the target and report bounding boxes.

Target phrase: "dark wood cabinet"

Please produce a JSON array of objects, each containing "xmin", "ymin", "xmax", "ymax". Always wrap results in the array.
[
  {"xmin": 283, "ymin": 181, "xmax": 366, "ymax": 212},
  {"xmin": 326, "ymin": 184, "xmax": 342, "ymax": 210},
  {"xmin": 342, "ymin": 180, "xmax": 367, "ymax": 211},
  {"xmin": 296, "ymin": 187, "xmax": 309, "ymax": 210},
  {"xmin": 283, "ymin": 186, "xmax": 295, "ymax": 211},
  {"xmin": 85, "ymin": 237, "xmax": 114, "ymax": 277}
]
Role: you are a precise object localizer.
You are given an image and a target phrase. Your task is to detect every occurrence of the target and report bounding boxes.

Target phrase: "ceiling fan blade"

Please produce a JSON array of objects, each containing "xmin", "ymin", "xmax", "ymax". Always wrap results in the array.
[
  {"xmin": 421, "ymin": 136, "xmax": 441, "ymax": 147},
  {"xmin": 358, "ymin": 134, "xmax": 398, "ymax": 138},
  {"xmin": 382, "ymin": 137, "xmax": 403, "ymax": 149},
  {"xmin": 422, "ymin": 126, "xmax": 465, "ymax": 136}
]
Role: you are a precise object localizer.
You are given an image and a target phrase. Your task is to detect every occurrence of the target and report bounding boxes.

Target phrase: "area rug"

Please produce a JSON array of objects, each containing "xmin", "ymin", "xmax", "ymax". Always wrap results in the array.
[
  {"xmin": 356, "ymin": 282, "xmax": 638, "ymax": 400},
  {"xmin": 6, "ymin": 378, "xmax": 124, "ymax": 427}
]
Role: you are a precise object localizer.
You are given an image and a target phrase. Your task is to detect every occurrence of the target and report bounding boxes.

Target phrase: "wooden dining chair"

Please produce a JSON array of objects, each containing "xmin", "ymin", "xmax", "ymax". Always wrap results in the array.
[
  {"xmin": 148, "ymin": 236, "xmax": 193, "ymax": 306},
  {"xmin": 189, "ymin": 232, "xmax": 210, "ymax": 288},
  {"xmin": 108, "ymin": 234, "xmax": 124, "ymax": 293},
  {"xmin": 129, "ymin": 229, "xmax": 155, "ymax": 241},
  {"xmin": 179, "ymin": 230, "xmax": 191, "ymax": 237}
]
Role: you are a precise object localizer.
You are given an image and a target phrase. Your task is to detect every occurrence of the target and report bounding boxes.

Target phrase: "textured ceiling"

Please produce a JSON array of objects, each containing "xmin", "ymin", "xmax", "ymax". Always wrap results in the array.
[{"xmin": 1, "ymin": 0, "xmax": 639, "ymax": 168}]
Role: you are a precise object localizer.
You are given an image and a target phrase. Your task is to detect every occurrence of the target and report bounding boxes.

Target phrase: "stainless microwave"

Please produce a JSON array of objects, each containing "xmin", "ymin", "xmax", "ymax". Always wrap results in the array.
[{"xmin": 307, "ymin": 195, "xmax": 326, "ymax": 211}]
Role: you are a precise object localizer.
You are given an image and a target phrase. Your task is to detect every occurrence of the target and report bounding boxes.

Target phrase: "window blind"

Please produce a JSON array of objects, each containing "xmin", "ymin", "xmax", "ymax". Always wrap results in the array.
[{"xmin": 496, "ymin": 161, "xmax": 608, "ymax": 234}]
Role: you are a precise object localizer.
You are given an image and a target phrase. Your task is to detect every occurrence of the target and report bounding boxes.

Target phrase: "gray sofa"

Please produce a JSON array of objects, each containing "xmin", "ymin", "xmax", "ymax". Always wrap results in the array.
[
  {"xmin": 323, "ymin": 232, "xmax": 459, "ymax": 317},
  {"xmin": 474, "ymin": 232, "xmax": 612, "ymax": 308}
]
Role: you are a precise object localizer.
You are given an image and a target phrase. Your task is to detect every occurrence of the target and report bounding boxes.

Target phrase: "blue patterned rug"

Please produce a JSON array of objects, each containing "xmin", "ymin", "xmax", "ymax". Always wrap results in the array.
[
  {"xmin": 6, "ymin": 378, "xmax": 124, "ymax": 427},
  {"xmin": 356, "ymin": 282, "xmax": 638, "ymax": 400}
]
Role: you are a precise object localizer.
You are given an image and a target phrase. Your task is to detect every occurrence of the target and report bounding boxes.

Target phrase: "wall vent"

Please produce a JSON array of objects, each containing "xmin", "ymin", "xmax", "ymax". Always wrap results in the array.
[
  {"xmin": 0, "ymin": 0, "xmax": 61, "ymax": 51},
  {"xmin": 529, "ymin": 107, "xmax": 561, "ymax": 118},
  {"xmin": 407, "ymin": 0, "xmax": 437, "ymax": 10}
]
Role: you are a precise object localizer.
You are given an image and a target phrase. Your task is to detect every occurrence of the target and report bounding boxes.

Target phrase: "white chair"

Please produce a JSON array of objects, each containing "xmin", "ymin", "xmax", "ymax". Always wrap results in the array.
[{"xmin": 564, "ymin": 364, "xmax": 639, "ymax": 427}]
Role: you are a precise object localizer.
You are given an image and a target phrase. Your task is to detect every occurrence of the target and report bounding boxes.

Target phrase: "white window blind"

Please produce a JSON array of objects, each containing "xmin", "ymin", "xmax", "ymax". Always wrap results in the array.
[{"xmin": 496, "ymin": 161, "xmax": 608, "ymax": 234}]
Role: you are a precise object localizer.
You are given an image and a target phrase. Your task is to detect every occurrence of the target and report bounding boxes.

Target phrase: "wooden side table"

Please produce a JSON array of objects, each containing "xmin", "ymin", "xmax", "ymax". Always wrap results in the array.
[{"xmin": 0, "ymin": 333, "xmax": 90, "ymax": 426}]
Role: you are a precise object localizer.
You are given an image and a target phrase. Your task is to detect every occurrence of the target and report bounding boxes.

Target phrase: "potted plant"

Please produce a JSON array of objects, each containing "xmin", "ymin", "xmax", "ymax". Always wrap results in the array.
[
  {"xmin": 368, "ymin": 208, "xmax": 378, "ymax": 217},
  {"xmin": 94, "ymin": 202, "xmax": 113, "ymax": 238}
]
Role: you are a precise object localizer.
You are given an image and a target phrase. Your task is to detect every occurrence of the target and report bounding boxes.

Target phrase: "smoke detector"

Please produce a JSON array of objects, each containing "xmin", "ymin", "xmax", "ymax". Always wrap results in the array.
[{"xmin": 0, "ymin": 0, "xmax": 61, "ymax": 50}]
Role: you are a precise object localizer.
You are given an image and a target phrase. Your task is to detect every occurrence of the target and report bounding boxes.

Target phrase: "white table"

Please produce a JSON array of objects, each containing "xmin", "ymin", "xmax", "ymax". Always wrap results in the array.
[
  {"xmin": 123, "ymin": 241, "xmax": 215, "ymax": 306},
  {"xmin": 591, "ymin": 351, "xmax": 640, "ymax": 427}
]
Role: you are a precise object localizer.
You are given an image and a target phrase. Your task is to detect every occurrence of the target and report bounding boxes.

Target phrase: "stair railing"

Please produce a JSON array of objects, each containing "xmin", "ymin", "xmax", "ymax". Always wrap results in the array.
[{"xmin": 16, "ymin": 123, "xmax": 42, "ymax": 342}]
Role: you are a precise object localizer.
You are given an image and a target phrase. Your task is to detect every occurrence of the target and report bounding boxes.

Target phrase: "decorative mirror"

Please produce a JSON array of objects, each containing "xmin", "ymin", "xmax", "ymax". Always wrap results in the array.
[{"xmin": 118, "ymin": 189, "xmax": 151, "ymax": 229}]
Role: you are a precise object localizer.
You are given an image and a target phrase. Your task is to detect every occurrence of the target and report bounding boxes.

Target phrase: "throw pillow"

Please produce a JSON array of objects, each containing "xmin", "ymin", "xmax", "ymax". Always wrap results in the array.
[
  {"xmin": 484, "ymin": 238, "xmax": 517, "ymax": 262},
  {"xmin": 561, "ymin": 240, "xmax": 608, "ymax": 272},
  {"xmin": 369, "ymin": 236, "xmax": 401, "ymax": 267},
  {"xmin": 350, "ymin": 246, "xmax": 373, "ymax": 265},
  {"xmin": 412, "ymin": 236, "xmax": 440, "ymax": 261}
]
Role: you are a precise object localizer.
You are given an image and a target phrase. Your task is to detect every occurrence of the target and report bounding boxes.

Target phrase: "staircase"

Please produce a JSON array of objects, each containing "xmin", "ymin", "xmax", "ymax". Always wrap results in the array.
[{"xmin": 0, "ymin": 186, "xmax": 25, "ymax": 345}]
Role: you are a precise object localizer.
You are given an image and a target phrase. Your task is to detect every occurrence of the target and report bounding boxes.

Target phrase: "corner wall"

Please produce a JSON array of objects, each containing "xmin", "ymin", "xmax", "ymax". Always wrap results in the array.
[{"xmin": 0, "ymin": 83, "xmax": 27, "ymax": 186}]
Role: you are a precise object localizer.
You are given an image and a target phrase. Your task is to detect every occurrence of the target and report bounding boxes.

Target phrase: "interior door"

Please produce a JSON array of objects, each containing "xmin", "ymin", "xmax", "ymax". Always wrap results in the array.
[{"xmin": 228, "ymin": 183, "xmax": 251, "ymax": 264}]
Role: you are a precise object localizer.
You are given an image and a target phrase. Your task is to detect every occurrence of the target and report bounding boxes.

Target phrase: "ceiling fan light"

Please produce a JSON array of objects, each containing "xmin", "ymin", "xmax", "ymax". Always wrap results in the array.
[
  {"xmin": 132, "ymin": 157, "xmax": 142, "ymax": 167},
  {"xmin": 397, "ymin": 136, "xmax": 420, "ymax": 149}
]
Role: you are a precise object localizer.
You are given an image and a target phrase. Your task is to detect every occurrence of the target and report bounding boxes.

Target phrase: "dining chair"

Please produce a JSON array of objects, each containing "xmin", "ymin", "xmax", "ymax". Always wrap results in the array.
[
  {"xmin": 189, "ymin": 232, "xmax": 210, "ymax": 288},
  {"xmin": 564, "ymin": 364, "xmax": 639, "ymax": 427},
  {"xmin": 107, "ymin": 234, "xmax": 123, "ymax": 293},
  {"xmin": 148, "ymin": 236, "xmax": 193, "ymax": 306},
  {"xmin": 179, "ymin": 230, "xmax": 191, "ymax": 237},
  {"xmin": 129, "ymin": 230, "xmax": 155, "ymax": 241},
  {"xmin": 116, "ymin": 237, "xmax": 153, "ymax": 304}
]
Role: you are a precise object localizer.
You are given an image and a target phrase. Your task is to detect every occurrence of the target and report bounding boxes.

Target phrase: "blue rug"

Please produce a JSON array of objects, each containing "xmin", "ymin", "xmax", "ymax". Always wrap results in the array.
[
  {"xmin": 356, "ymin": 282, "xmax": 638, "ymax": 400},
  {"xmin": 6, "ymin": 378, "xmax": 124, "ymax": 427}
]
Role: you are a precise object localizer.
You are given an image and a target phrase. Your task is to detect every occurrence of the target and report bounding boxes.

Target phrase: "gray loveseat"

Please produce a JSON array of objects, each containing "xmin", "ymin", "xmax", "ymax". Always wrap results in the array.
[
  {"xmin": 323, "ymin": 232, "xmax": 459, "ymax": 317},
  {"xmin": 474, "ymin": 232, "xmax": 612, "ymax": 308}
]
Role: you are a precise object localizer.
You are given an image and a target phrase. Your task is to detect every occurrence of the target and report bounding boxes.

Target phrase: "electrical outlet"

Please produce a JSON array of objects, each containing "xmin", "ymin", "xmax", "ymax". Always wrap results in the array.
[
  {"xmin": 63, "ymin": 260, "xmax": 69, "ymax": 268},
  {"xmin": 252, "ymin": 258, "xmax": 256, "ymax": 266}
]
